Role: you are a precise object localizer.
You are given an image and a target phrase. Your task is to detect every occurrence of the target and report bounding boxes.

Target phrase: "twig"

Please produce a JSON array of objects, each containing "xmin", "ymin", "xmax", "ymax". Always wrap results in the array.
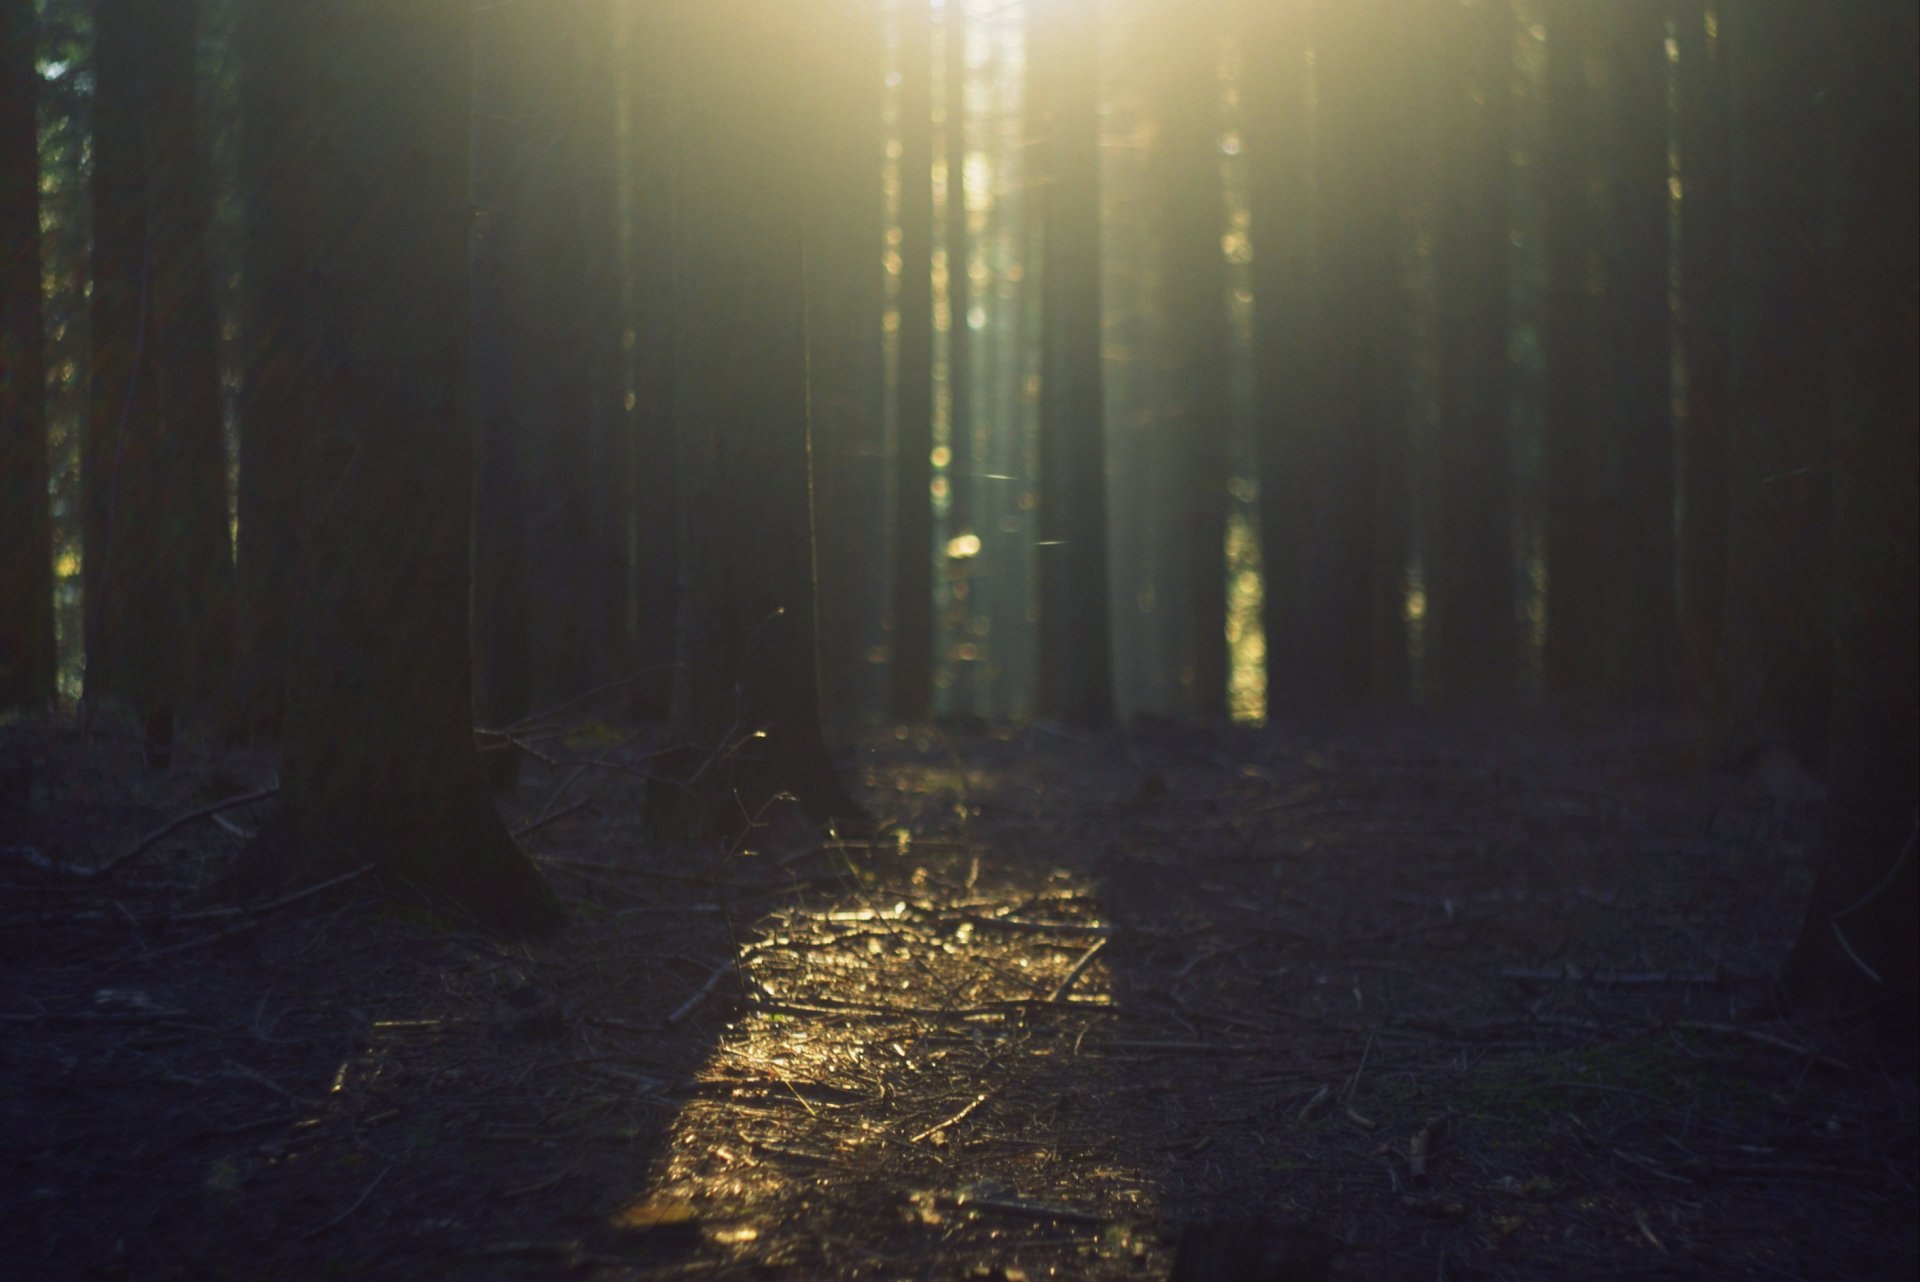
[
  {"xmin": 667, "ymin": 957, "xmax": 741, "ymax": 1025},
  {"xmin": 910, "ymin": 1091, "xmax": 991, "ymax": 1143},
  {"xmin": 95, "ymin": 787, "xmax": 278, "ymax": 879},
  {"xmin": 1674, "ymin": 1020, "xmax": 1851, "ymax": 1072},
  {"xmin": 295, "ymin": 1166, "xmax": 389, "ymax": 1243},
  {"xmin": 1049, "ymin": 937, "xmax": 1108, "ymax": 1003},
  {"xmin": 512, "ymin": 799, "xmax": 592, "ymax": 840},
  {"xmin": 121, "ymin": 867, "xmax": 375, "ymax": 966}
]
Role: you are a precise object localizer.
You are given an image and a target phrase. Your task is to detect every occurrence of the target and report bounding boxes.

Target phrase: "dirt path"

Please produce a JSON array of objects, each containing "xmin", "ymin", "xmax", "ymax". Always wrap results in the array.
[{"xmin": 2, "ymin": 717, "xmax": 1914, "ymax": 1279}]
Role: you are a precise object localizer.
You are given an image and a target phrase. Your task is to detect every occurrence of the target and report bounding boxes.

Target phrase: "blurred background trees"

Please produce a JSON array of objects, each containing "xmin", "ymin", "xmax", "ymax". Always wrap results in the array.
[{"xmin": 0, "ymin": 0, "xmax": 1912, "ymax": 992}]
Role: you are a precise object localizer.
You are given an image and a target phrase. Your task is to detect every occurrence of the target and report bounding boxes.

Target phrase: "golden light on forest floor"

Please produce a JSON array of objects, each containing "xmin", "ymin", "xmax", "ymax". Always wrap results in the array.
[{"xmin": 606, "ymin": 788, "xmax": 1162, "ymax": 1275}]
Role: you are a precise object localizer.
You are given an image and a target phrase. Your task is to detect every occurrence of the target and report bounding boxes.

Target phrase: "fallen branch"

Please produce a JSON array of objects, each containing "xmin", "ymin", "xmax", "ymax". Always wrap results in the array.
[
  {"xmin": 910, "ymin": 1091, "xmax": 990, "ymax": 1143},
  {"xmin": 95, "ymin": 787, "xmax": 279, "ymax": 880},
  {"xmin": 1049, "ymin": 937, "xmax": 1109, "ymax": 1003}
]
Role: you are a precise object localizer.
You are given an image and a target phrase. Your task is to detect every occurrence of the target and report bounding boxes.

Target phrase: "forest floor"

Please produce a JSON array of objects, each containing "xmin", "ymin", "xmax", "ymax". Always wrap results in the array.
[{"xmin": 2, "ymin": 710, "xmax": 1916, "ymax": 1281}]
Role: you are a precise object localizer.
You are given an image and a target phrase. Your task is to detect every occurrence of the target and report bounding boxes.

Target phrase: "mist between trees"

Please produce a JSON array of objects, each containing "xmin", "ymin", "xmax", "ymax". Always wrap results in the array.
[{"xmin": 0, "ymin": 1, "xmax": 1912, "ymax": 1005}]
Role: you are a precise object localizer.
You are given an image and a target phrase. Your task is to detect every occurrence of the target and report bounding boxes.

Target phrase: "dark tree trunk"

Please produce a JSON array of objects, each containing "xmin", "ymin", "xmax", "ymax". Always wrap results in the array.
[
  {"xmin": 233, "ymin": 0, "xmax": 314, "ymax": 742},
  {"xmin": 578, "ymin": 3, "xmax": 631, "ymax": 691},
  {"xmin": 891, "ymin": 0, "xmax": 936, "ymax": 724},
  {"xmin": 807, "ymin": 2, "xmax": 886, "ymax": 728},
  {"xmin": 85, "ymin": 0, "xmax": 233, "ymax": 744},
  {"xmin": 943, "ymin": 0, "xmax": 979, "ymax": 716},
  {"xmin": 228, "ymin": 0, "xmax": 560, "ymax": 935},
  {"xmin": 1781, "ymin": 0, "xmax": 1918, "ymax": 1023},
  {"xmin": 1309, "ymin": 0, "xmax": 1405, "ymax": 705},
  {"xmin": 0, "ymin": 0, "xmax": 55, "ymax": 712},
  {"xmin": 1243, "ymin": 0, "xmax": 1315, "ymax": 717},
  {"xmin": 667, "ymin": 0, "xmax": 858, "ymax": 831},
  {"xmin": 1423, "ymin": 0, "xmax": 1516, "ymax": 707},
  {"xmin": 1716, "ymin": 1, "xmax": 1831, "ymax": 761},
  {"xmin": 522, "ymin": 0, "xmax": 623, "ymax": 706},
  {"xmin": 987, "ymin": 12, "xmax": 1035, "ymax": 722},
  {"xmin": 1540, "ymin": 0, "xmax": 1605, "ymax": 699},
  {"xmin": 1674, "ymin": 0, "xmax": 1730, "ymax": 703},
  {"xmin": 623, "ymin": 0, "xmax": 679, "ymax": 722},
  {"xmin": 1601, "ymin": 0, "xmax": 1678, "ymax": 702},
  {"xmin": 1153, "ymin": 0, "xmax": 1231, "ymax": 718},
  {"xmin": 1031, "ymin": 0, "xmax": 1114, "ymax": 727},
  {"xmin": 470, "ymin": 0, "xmax": 538, "ymax": 740}
]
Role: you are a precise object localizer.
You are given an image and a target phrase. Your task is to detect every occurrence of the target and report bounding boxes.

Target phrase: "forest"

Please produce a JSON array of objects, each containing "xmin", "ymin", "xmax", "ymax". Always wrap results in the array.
[{"xmin": 0, "ymin": 1, "xmax": 1914, "ymax": 1278}]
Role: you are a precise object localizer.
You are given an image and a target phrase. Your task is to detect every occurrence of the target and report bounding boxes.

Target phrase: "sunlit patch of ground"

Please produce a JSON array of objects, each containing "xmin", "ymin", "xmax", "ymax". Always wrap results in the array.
[{"xmin": 617, "ymin": 823, "xmax": 1166, "ymax": 1278}]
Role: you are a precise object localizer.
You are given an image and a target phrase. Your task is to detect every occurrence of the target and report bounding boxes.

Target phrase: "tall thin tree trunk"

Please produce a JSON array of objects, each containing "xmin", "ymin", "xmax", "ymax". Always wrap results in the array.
[
  {"xmin": 808, "ymin": 2, "xmax": 886, "ymax": 728},
  {"xmin": 1244, "ymin": 0, "xmax": 1314, "ymax": 716},
  {"xmin": 1602, "ymin": 0, "xmax": 1678, "ymax": 702},
  {"xmin": 1309, "ymin": 0, "xmax": 1402, "ymax": 704},
  {"xmin": 1716, "ymin": 1, "xmax": 1831, "ymax": 760},
  {"xmin": 0, "ymin": 0, "xmax": 55, "ymax": 711},
  {"xmin": 1674, "ymin": 0, "xmax": 1730, "ymax": 703},
  {"xmin": 1424, "ymin": 0, "xmax": 1516, "ymax": 706},
  {"xmin": 1153, "ymin": 0, "xmax": 1230, "ymax": 717},
  {"xmin": 234, "ymin": 0, "xmax": 315, "ymax": 742},
  {"xmin": 943, "ymin": 0, "xmax": 978, "ymax": 716},
  {"xmin": 85, "ymin": 0, "xmax": 232, "ymax": 748},
  {"xmin": 1781, "ymin": 0, "xmax": 1917, "ymax": 1022},
  {"xmin": 1031, "ymin": 0, "xmax": 1114, "ymax": 727},
  {"xmin": 668, "ymin": 0, "xmax": 858, "ymax": 831},
  {"xmin": 470, "ymin": 0, "xmax": 533, "ymax": 742},
  {"xmin": 623, "ymin": 0, "xmax": 679, "ymax": 721},
  {"xmin": 229, "ymin": 0, "xmax": 559, "ymax": 934},
  {"xmin": 1540, "ymin": 0, "xmax": 1604, "ymax": 699},
  {"xmin": 891, "ymin": 0, "xmax": 936, "ymax": 723}
]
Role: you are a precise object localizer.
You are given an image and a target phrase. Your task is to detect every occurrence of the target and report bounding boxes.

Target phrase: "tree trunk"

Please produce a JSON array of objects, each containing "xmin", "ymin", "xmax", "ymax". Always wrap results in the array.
[
  {"xmin": 1673, "ymin": 0, "xmax": 1730, "ymax": 704},
  {"xmin": 1153, "ymin": 0, "xmax": 1231, "ymax": 718},
  {"xmin": 943, "ymin": 0, "xmax": 979, "ymax": 717},
  {"xmin": 1308, "ymin": 0, "xmax": 1404, "ymax": 705},
  {"xmin": 1243, "ymin": 0, "xmax": 1315, "ymax": 717},
  {"xmin": 470, "ymin": 0, "xmax": 538, "ymax": 743},
  {"xmin": 1601, "ymin": 0, "xmax": 1678, "ymax": 703},
  {"xmin": 807, "ymin": 2, "xmax": 886, "ymax": 729},
  {"xmin": 1781, "ymin": 0, "xmax": 1918, "ymax": 1024},
  {"xmin": 1540, "ymin": 0, "xmax": 1604, "ymax": 700},
  {"xmin": 1423, "ymin": 0, "xmax": 1516, "ymax": 707},
  {"xmin": 228, "ymin": 0, "xmax": 560, "ymax": 935},
  {"xmin": 1031, "ymin": 0, "xmax": 1114, "ymax": 727},
  {"xmin": 623, "ymin": 0, "xmax": 680, "ymax": 722},
  {"xmin": 1716, "ymin": 1, "xmax": 1832, "ymax": 761},
  {"xmin": 666, "ymin": 0, "xmax": 859, "ymax": 832},
  {"xmin": 0, "ymin": 0, "xmax": 54, "ymax": 712},
  {"xmin": 891, "ymin": 0, "xmax": 936, "ymax": 724},
  {"xmin": 522, "ymin": 1, "xmax": 622, "ymax": 706},
  {"xmin": 85, "ymin": 0, "xmax": 233, "ymax": 746}
]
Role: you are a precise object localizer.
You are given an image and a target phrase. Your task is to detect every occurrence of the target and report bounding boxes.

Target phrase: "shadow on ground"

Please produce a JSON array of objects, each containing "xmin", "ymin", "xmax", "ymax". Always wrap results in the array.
[{"xmin": 3, "ymin": 714, "xmax": 1915, "ymax": 1280}]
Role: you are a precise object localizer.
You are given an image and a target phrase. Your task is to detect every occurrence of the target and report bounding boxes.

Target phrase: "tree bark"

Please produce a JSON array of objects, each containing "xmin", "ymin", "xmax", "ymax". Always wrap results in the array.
[
  {"xmin": 1308, "ymin": 0, "xmax": 1406, "ymax": 705},
  {"xmin": 1780, "ymin": 0, "xmax": 1917, "ymax": 1023},
  {"xmin": 1540, "ymin": 0, "xmax": 1605, "ymax": 700},
  {"xmin": 233, "ymin": 0, "xmax": 315, "ymax": 742},
  {"xmin": 943, "ymin": 0, "xmax": 980, "ymax": 717},
  {"xmin": 1673, "ymin": 0, "xmax": 1730, "ymax": 704},
  {"xmin": 622, "ymin": 0, "xmax": 680, "ymax": 722},
  {"xmin": 228, "ymin": 0, "xmax": 560, "ymax": 935},
  {"xmin": 891, "ymin": 0, "xmax": 936, "ymax": 723},
  {"xmin": 666, "ymin": 0, "xmax": 859, "ymax": 833},
  {"xmin": 0, "ymin": 0, "xmax": 54, "ymax": 712},
  {"xmin": 1423, "ymin": 0, "xmax": 1516, "ymax": 707},
  {"xmin": 1601, "ymin": 0, "xmax": 1678, "ymax": 703},
  {"xmin": 85, "ymin": 0, "xmax": 233, "ymax": 745},
  {"xmin": 1243, "ymin": 0, "xmax": 1315, "ymax": 717},
  {"xmin": 1031, "ymin": 0, "xmax": 1114, "ymax": 727},
  {"xmin": 806, "ymin": 0, "xmax": 886, "ymax": 729},
  {"xmin": 1152, "ymin": 0, "xmax": 1231, "ymax": 718},
  {"xmin": 1716, "ymin": 0, "xmax": 1832, "ymax": 761}
]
